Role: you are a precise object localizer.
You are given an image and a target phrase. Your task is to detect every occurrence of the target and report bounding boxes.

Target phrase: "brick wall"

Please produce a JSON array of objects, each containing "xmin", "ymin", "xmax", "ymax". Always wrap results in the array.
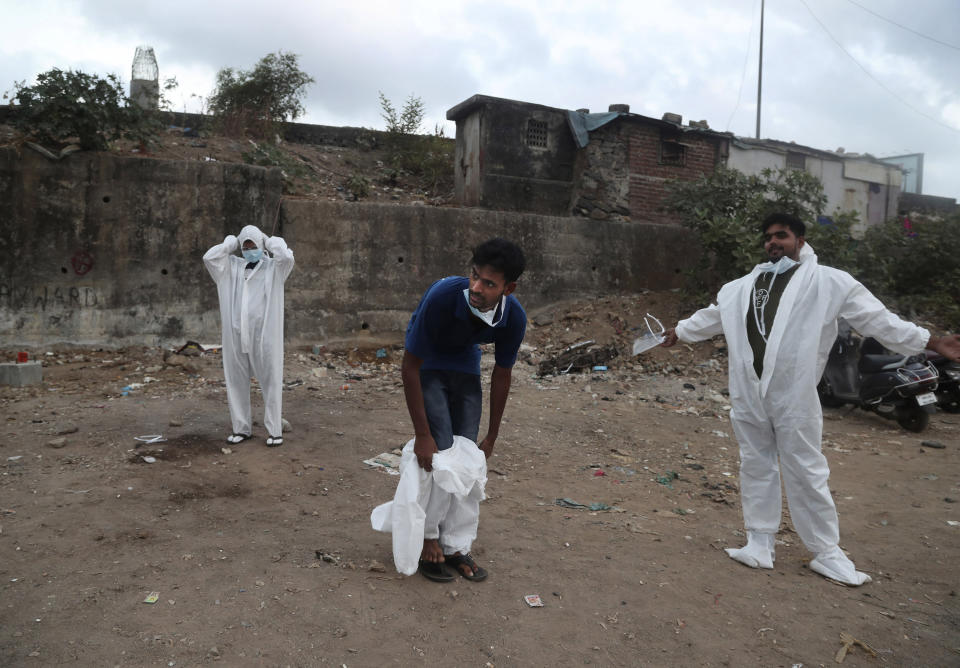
[{"xmin": 628, "ymin": 124, "xmax": 724, "ymax": 225}]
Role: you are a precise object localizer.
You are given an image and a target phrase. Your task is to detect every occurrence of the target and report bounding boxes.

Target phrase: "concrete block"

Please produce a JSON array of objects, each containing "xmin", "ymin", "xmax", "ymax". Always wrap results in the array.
[{"xmin": 0, "ymin": 361, "xmax": 43, "ymax": 387}]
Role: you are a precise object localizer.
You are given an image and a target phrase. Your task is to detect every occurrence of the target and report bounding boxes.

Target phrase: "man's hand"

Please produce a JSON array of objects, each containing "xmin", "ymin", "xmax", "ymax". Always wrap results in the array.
[
  {"xmin": 661, "ymin": 327, "xmax": 679, "ymax": 348},
  {"xmin": 478, "ymin": 434, "xmax": 495, "ymax": 459},
  {"xmin": 929, "ymin": 334, "xmax": 960, "ymax": 362},
  {"xmin": 224, "ymin": 235, "xmax": 239, "ymax": 252},
  {"xmin": 413, "ymin": 434, "xmax": 438, "ymax": 472}
]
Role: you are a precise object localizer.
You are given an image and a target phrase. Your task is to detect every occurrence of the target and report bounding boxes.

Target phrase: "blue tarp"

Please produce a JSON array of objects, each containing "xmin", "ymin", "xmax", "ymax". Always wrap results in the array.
[{"xmin": 566, "ymin": 110, "xmax": 625, "ymax": 148}]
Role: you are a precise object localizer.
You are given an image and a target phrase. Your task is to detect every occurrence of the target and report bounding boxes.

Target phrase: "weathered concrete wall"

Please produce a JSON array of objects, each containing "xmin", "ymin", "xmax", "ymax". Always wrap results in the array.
[
  {"xmin": 280, "ymin": 200, "xmax": 697, "ymax": 344},
  {"xmin": 449, "ymin": 95, "xmax": 578, "ymax": 216},
  {"xmin": 0, "ymin": 148, "xmax": 282, "ymax": 347},
  {"xmin": 0, "ymin": 149, "xmax": 697, "ymax": 348}
]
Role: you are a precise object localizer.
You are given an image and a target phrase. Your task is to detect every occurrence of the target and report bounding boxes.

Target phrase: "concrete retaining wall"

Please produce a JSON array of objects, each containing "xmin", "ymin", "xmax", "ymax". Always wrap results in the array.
[{"xmin": 0, "ymin": 149, "xmax": 696, "ymax": 348}]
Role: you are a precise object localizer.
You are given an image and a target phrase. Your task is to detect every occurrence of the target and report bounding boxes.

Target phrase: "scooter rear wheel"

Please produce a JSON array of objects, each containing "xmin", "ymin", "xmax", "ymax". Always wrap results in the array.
[{"xmin": 896, "ymin": 406, "xmax": 929, "ymax": 433}]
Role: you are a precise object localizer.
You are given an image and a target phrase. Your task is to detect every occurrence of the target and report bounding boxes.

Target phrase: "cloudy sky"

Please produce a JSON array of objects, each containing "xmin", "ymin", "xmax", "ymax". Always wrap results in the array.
[{"xmin": 4, "ymin": 0, "xmax": 959, "ymax": 199}]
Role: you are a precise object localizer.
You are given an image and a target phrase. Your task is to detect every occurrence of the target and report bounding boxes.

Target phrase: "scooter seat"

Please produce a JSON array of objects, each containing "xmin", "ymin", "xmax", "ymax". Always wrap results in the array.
[{"xmin": 859, "ymin": 354, "xmax": 906, "ymax": 373}]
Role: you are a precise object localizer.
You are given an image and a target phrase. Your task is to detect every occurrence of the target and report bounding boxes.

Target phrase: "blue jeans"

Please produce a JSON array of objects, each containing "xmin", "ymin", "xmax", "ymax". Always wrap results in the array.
[{"xmin": 420, "ymin": 369, "xmax": 482, "ymax": 451}]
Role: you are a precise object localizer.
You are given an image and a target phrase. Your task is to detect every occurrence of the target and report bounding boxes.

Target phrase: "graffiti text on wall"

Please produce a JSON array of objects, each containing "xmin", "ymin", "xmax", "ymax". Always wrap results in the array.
[{"xmin": 0, "ymin": 284, "xmax": 99, "ymax": 311}]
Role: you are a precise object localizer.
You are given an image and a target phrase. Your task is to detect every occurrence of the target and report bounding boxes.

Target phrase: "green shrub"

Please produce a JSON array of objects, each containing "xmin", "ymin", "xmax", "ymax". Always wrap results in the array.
[
  {"xmin": 11, "ymin": 68, "xmax": 159, "ymax": 150},
  {"xmin": 209, "ymin": 52, "xmax": 314, "ymax": 137},
  {"xmin": 665, "ymin": 167, "xmax": 828, "ymax": 299},
  {"xmin": 856, "ymin": 213, "xmax": 960, "ymax": 329}
]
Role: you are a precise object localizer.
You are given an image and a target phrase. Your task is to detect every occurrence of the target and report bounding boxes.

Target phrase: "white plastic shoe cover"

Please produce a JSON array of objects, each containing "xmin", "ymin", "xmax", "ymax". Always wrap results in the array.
[
  {"xmin": 725, "ymin": 531, "xmax": 775, "ymax": 569},
  {"xmin": 810, "ymin": 546, "xmax": 871, "ymax": 585}
]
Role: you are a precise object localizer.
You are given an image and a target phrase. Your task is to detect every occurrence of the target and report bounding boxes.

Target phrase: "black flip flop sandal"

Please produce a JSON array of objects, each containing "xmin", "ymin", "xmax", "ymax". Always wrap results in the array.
[
  {"xmin": 266, "ymin": 436, "xmax": 283, "ymax": 447},
  {"xmin": 226, "ymin": 433, "xmax": 251, "ymax": 444},
  {"xmin": 444, "ymin": 553, "xmax": 488, "ymax": 581},
  {"xmin": 418, "ymin": 559, "xmax": 454, "ymax": 582}
]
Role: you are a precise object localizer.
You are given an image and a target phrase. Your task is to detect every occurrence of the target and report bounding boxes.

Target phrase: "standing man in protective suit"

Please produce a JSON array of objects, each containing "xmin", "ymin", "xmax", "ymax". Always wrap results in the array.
[
  {"xmin": 662, "ymin": 212, "xmax": 960, "ymax": 585},
  {"xmin": 203, "ymin": 224, "xmax": 295, "ymax": 447}
]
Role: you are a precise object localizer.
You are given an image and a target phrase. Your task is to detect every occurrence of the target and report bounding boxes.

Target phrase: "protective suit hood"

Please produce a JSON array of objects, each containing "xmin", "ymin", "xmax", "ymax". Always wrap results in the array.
[{"xmin": 238, "ymin": 225, "xmax": 266, "ymax": 250}]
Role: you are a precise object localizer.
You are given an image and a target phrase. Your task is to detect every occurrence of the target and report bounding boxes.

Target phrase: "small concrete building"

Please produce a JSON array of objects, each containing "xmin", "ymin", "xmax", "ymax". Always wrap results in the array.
[
  {"xmin": 446, "ymin": 94, "xmax": 731, "ymax": 223},
  {"xmin": 728, "ymin": 138, "xmax": 903, "ymax": 235}
]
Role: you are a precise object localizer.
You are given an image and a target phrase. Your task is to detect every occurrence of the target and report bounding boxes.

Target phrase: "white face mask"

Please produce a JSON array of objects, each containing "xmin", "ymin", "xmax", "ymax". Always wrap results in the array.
[
  {"xmin": 758, "ymin": 255, "xmax": 800, "ymax": 274},
  {"xmin": 463, "ymin": 289, "xmax": 505, "ymax": 327}
]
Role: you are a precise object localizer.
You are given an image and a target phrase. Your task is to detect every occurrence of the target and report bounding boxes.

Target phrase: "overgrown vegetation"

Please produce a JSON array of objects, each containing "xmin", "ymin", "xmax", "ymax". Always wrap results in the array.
[
  {"xmin": 665, "ymin": 167, "xmax": 832, "ymax": 298},
  {"xmin": 856, "ymin": 213, "xmax": 960, "ymax": 329},
  {"xmin": 376, "ymin": 91, "xmax": 453, "ymax": 193},
  {"xmin": 9, "ymin": 68, "xmax": 160, "ymax": 150},
  {"xmin": 209, "ymin": 51, "xmax": 314, "ymax": 137},
  {"xmin": 240, "ymin": 140, "xmax": 311, "ymax": 192},
  {"xmin": 666, "ymin": 166, "xmax": 960, "ymax": 329}
]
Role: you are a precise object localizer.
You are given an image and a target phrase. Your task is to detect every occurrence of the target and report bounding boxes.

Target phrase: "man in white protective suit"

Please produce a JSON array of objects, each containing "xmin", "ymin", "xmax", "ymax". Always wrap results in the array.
[
  {"xmin": 662, "ymin": 212, "xmax": 960, "ymax": 586},
  {"xmin": 203, "ymin": 224, "xmax": 295, "ymax": 447},
  {"xmin": 372, "ymin": 238, "xmax": 527, "ymax": 582}
]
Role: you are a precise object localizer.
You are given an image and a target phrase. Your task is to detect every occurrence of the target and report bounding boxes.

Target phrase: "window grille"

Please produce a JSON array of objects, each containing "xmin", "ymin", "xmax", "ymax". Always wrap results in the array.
[
  {"xmin": 659, "ymin": 141, "xmax": 685, "ymax": 166},
  {"xmin": 526, "ymin": 119, "xmax": 548, "ymax": 148}
]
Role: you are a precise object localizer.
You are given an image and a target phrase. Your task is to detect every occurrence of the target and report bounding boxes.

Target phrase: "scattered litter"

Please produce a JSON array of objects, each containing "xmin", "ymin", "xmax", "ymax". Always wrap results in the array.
[
  {"xmin": 315, "ymin": 550, "xmax": 339, "ymax": 564},
  {"xmin": 221, "ymin": 447, "xmax": 232, "ymax": 455},
  {"xmin": 134, "ymin": 435, "xmax": 166, "ymax": 444},
  {"xmin": 592, "ymin": 365, "xmax": 607, "ymax": 372},
  {"xmin": 711, "ymin": 430, "xmax": 730, "ymax": 438},
  {"xmin": 947, "ymin": 521, "xmax": 960, "ymax": 527},
  {"xmin": 554, "ymin": 498, "xmax": 615, "ymax": 511},
  {"xmin": 835, "ymin": 631, "xmax": 878, "ymax": 663},
  {"xmin": 655, "ymin": 471, "xmax": 679, "ymax": 487},
  {"xmin": 593, "ymin": 470, "xmax": 606, "ymax": 477},
  {"xmin": 143, "ymin": 592, "xmax": 160, "ymax": 604},
  {"xmin": 7, "ymin": 456, "xmax": 23, "ymax": 461},
  {"xmin": 376, "ymin": 348, "xmax": 387, "ymax": 358},
  {"xmin": 524, "ymin": 594, "xmax": 544, "ymax": 607},
  {"xmin": 142, "ymin": 456, "xmax": 157, "ymax": 464},
  {"xmin": 537, "ymin": 340, "xmax": 618, "ymax": 376},
  {"xmin": 921, "ymin": 440, "xmax": 946, "ymax": 449},
  {"xmin": 363, "ymin": 452, "xmax": 401, "ymax": 475},
  {"xmin": 175, "ymin": 341, "xmax": 206, "ymax": 356}
]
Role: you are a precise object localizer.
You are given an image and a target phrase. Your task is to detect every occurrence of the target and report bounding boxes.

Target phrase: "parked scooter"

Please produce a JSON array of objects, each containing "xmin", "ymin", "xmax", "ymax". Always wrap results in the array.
[
  {"xmin": 818, "ymin": 321, "xmax": 939, "ymax": 432},
  {"xmin": 925, "ymin": 350, "xmax": 960, "ymax": 413}
]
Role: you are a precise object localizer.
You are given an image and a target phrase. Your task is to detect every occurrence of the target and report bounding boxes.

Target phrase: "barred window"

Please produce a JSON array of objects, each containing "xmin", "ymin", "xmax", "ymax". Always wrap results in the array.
[
  {"xmin": 786, "ymin": 151, "xmax": 806, "ymax": 170},
  {"xmin": 526, "ymin": 119, "xmax": 548, "ymax": 148},
  {"xmin": 659, "ymin": 140, "xmax": 685, "ymax": 166}
]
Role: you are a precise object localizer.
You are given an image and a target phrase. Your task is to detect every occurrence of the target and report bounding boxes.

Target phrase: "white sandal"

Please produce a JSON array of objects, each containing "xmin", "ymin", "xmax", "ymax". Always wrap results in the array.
[
  {"xmin": 266, "ymin": 436, "xmax": 283, "ymax": 447},
  {"xmin": 227, "ymin": 433, "xmax": 251, "ymax": 444}
]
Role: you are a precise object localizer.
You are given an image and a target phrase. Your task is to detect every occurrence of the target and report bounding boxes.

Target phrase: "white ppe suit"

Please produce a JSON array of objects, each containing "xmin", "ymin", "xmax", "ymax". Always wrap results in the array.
[
  {"xmin": 203, "ymin": 225, "xmax": 295, "ymax": 439},
  {"xmin": 676, "ymin": 243, "xmax": 928, "ymax": 584},
  {"xmin": 371, "ymin": 437, "xmax": 487, "ymax": 575}
]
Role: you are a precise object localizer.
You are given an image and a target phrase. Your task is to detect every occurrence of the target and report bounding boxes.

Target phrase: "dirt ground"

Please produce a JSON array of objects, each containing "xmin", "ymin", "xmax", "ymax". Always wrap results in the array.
[{"xmin": 1, "ymin": 294, "xmax": 959, "ymax": 667}]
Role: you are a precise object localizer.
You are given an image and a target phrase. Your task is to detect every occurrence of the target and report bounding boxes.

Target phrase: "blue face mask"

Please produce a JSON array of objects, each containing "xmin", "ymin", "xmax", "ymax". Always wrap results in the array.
[{"xmin": 242, "ymin": 248, "xmax": 263, "ymax": 263}]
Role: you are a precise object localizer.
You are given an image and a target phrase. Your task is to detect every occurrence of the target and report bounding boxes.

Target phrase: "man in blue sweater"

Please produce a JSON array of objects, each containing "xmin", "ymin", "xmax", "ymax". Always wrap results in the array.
[{"xmin": 402, "ymin": 238, "xmax": 527, "ymax": 582}]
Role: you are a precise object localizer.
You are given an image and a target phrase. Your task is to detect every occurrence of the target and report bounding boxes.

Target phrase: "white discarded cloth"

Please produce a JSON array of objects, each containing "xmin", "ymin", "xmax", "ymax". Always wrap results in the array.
[
  {"xmin": 676, "ymin": 243, "xmax": 927, "ymax": 580},
  {"xmin": 203, "ymin": 225, "xmax": 295, "ymax": 438},
  {"xmin": 371, "ymin": 436, "xmax": 487, "ymax": 575}
]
